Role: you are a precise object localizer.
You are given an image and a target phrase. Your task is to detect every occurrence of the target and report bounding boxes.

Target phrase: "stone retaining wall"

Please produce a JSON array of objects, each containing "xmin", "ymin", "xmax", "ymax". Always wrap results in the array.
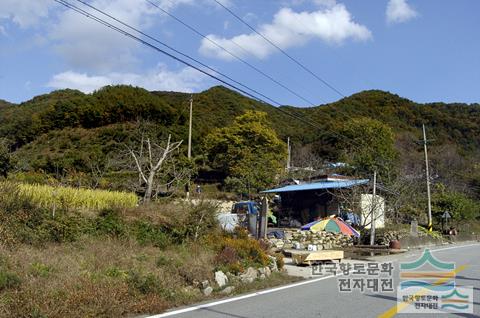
[{"xmin": 268, "ymin": 229, "xmax": 354, "ymax": 251}]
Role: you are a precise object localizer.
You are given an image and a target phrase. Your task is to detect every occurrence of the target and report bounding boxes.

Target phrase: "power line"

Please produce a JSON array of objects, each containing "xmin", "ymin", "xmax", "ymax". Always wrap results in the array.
[
  {"xmin": 71, "ymin": 0, "xmax": 285, "ymax": 108},
  {"xmin": 149, "ymin": 0, "xmax": 378, "ymax": 153},
  {"xmin": 53, "ymin": 0, "xmax": 328, "ymax": 134},
  {"xmin": 146, "ymin": 0, "xmax": 321, "ymax": 106},
  {"xmin": 213, "ymin": 0, "xmax": 346, "ymax": 99},
  {"xmin": 54, "ymin": 0, "xmax": 366, "ymax": 153}
]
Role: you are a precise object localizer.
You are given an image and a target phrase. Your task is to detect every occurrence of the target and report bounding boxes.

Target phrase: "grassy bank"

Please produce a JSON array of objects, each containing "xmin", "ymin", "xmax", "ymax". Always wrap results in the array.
[{"xmin": 0, "ymin": 183, "xmax": 294, "ymax": 317}]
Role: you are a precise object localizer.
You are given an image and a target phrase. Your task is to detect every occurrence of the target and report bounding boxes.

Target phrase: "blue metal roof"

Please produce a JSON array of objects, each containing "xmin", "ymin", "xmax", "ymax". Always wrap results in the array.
[{"xmin": 261, "ymin": 179, "xmax": 369, "ymax": 193}]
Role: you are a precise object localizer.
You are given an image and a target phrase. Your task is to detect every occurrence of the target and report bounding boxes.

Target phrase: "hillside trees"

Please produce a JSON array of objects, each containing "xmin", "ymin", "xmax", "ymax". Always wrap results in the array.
[
  {"xmin": 204, "ymin": 111, "xmax": 287, "ymax": 195},
  {"xmin": 431, "ymin": 183, "xmax": 480, "ymax": 224},
  {"xmin": 0, "ymin": 138, "xmax": 12, "ymax": 178},
  {"xmin": 336, "ymin": 117, "xmax": 398, "ymax": 180}
]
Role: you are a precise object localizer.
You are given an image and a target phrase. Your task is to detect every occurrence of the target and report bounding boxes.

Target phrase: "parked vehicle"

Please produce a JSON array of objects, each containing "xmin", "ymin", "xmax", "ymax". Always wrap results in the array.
[{"xmin": 231, "ymin": 201, "xmax": 260, "ymax": 215}]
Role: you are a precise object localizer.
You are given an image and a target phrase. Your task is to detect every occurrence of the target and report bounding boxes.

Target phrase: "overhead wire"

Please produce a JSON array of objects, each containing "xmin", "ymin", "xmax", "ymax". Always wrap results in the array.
[
  {"xmin": 54, "ymin": 0, "xmax": 337, "ymax": 136},
  {"xmin": 71, "ymin": 0, "xmax": 288, "ymax": 108},
  {"xmin": 54, "ymin": 0, "xmax": 371, "ymax": 158},
  {"xmin": 212, "ymin": 0, "xmax": 404, "ymax": 177},
  {"xmin": 212, "ymin": 0, "xmax": 346, "ymax": 99},
  {"xmin": 145, "ymin": 0, "xmax": 321, "ymax": 106}
]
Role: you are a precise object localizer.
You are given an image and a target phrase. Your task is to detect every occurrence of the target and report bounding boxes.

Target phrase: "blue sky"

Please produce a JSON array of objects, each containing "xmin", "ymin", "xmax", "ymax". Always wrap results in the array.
[{"xmin": 0, "ymin": 0, "xmax": 479, "ymax": 106}]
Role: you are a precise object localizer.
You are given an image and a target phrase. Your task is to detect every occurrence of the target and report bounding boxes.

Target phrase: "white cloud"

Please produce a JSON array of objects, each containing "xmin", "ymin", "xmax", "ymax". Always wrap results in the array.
[
  {"xmin": 0, "ymin": 25, "xmax": 6, "ymax": 36},
  {"xmin": 47, "ymin": 64, "xmax": 209, "ymax": 93},
  {"xmin": 49, "ymin": 0, "xmax": 164, "ymax": 72},
  {"xmin": 200, "ymin": 4, "xmax": 371, "ymax": 60},
  {"xmin": 386, "ymin": 0, "xmax": 418, "ymax": 24},
  {"xmin": 0, "ymin": 0, "xmax": 53, "ymax": 28},
  {"xmin": 48, "ymin": 0, "xmax": 234, "ymax": 72},
  {"xmin": 0, "ymin": 0, "xmax": 216, "ymax": 73}
]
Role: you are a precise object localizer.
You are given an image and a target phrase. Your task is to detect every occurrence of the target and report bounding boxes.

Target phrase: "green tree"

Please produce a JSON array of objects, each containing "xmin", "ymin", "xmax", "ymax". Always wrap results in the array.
[
  {"xmin": 338, "ymin": 117, "xmax": 397, "ymax": 178},
  {"xmin": 432, "ymin": 183, "xmax": 479, "ymax": 224},
  {"xmin": 0, "ymin": 138, "xmax": 12, "ymax": 178},
  {"xmin": 204, "ymin": 111, "xmax": 287, "ymax": 195}
]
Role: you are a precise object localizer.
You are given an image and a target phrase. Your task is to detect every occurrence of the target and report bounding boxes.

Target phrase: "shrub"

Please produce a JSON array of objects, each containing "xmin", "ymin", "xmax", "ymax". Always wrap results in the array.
[
  {"xmin": 104, "ymin": 267, "xmax": 128, "ymax": 279},
  {"xmin": 126, "ymin": 271, "xmax": 163, "ymax": 295},
  {"xmin": 38, "ymin": 213, "xmax": 85, "ymax": 243},
  {"xmin": 0, "ymin": 183, "xmax": 88, "ymax": 245},
  {"xmin": 418, "ymin": 226, "xmax": 442, "ymax": 239},
  {"xmin": 215, "ymin": 236, "xmax": 270, "ymax": 273},
  {"xmin": 274, "ymin": 253, "xmax": 285, "ymax": 270},
  {"xmin": 155, "ymin": 255, "xmax": 170, "ymax": 267},
  {"xmin": 0, "ymin": 270, "xmax": 21, "ymax": 291},
  {"xmin": 94, "ymin": 209, "xmax": 126, "ymax": 237},
  {"xmin": 134, "ymin": 221, "xmax": 171, "ymax": 248},
  {"xmin": 0, "ymin": 181, "xmax": 35, "ymax": 213},
  {"xmin": 129, "ymin": 200, "xmax": 220, "ymax": 244},
  {"xmin": 30, "ymin": 262, "xmax": 54, "ymax": 278}
]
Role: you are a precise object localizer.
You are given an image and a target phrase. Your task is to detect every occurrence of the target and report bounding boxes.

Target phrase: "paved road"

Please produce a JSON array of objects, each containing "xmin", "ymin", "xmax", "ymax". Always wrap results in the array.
[{"xmin": 151, "ymin": 243, "xmax": 480, "ymax": 318}]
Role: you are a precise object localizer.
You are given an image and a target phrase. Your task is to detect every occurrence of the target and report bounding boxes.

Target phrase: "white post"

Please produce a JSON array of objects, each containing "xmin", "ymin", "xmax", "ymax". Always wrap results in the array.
[
  {"xmin": 369, "ymin": 170, "xmax": 377, "ymax": 246},
  {"xmin": 423, "ymin": 124, "xmax": 432, "ymax": 231}
]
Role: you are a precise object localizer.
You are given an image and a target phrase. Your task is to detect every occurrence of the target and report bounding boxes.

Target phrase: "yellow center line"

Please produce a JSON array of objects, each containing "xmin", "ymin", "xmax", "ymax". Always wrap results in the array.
[{"xmin": 377, "ymin": 264, "xmax": 469, "ymax": 318}]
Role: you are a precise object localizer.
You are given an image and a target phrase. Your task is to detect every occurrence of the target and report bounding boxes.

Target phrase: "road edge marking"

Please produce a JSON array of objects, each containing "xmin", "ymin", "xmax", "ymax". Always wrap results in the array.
[
  {"xmin": 147, "ymin": 243, "xmax": 479, "ymax": 318},
  {"xmin": 146, "ymin": 273, "xmax": 341, "ymax": 317}
]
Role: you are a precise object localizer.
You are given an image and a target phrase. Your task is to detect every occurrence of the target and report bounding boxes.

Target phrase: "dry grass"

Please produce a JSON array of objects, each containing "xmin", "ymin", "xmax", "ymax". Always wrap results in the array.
[
  {"xmin": 0, "ymin": 188, "xmax": 296, "ymax": 317},
  {"xmin": 0, "ymin": 238, "xmax": 213, "ymax": 318}
]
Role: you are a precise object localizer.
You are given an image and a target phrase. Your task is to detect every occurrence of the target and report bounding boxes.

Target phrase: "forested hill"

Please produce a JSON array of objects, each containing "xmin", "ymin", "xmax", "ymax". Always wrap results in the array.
[
  {"xmin": 0, "ymin": 99, "xmax": 14, "ymax": 109},
  {"xmin": 1, "ymin": 85, "xmax": 479, "ymax": 192}
]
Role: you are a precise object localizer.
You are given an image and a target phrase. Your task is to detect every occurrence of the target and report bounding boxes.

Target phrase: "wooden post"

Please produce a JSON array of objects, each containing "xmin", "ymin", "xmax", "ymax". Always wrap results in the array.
[
  {"xmin": 186, "ymin": 96, "xmax": 193, "ymax": 200},
  {"xmin": 258, "ymin": 196, "xmax": 268, "ymax": 239},
  {"xmin": 248, "ymin": 213, "xmax": 257, "ymax": 237}
]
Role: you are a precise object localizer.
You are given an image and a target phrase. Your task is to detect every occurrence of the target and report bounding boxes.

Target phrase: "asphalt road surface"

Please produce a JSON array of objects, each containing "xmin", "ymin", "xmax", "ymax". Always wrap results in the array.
[{"xmin": 149, "ymin": 243, "xmax": 480, "ymax": 318}]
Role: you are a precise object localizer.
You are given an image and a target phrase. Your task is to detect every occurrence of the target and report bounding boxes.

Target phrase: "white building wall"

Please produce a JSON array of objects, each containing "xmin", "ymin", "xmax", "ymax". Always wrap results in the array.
[{"xmin": 360, "ymin": 194, "xmax": 385, "ymax": 229}]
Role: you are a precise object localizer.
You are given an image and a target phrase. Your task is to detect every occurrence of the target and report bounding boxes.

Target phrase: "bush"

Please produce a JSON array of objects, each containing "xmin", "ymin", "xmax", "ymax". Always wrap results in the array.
[
  {"xmin": 0, "ymin": 270, "xmax": 21, "ymax": 291},
  {"xmin": 418, "ymin": 226, "xmax": 442, "ymax": 239},
  {"xmin": 30, "ymin": 262, "xmax": 54, "ymax": 278},
  {"xmin": 214, "ymin": 235, "xmax": 270, "ymax": 273},
  {"xmin": 127, "ymin": 271, "xmax": 160, "ymax": 295},
  {"xmin": 94, "ymin": 209, "xmax": 126, "ymax": 237},
  {"xmin": 104, "ymin": 266, "xmax": 128, "ymax": 279},
  {"xmin": 129, "ymin": 200, "xmax": 220, "ymax": 244},
  {"xmin": 0, "ymin": 183, "xmax": 88, "ymax": 245},
  {"xmin": 274, "ymin": 253, "xmax": 284, "ymax": 270},
  {"xmin": 134, "ymin": 221, "xmax": 171, "ymax": 248},
  {"xmin": 38, "ymin": 213, "xmax": 85, "ymax": 243},
  {"xmin": 215, "ymin": 246, "xmax": 241, "ymax": 273}
]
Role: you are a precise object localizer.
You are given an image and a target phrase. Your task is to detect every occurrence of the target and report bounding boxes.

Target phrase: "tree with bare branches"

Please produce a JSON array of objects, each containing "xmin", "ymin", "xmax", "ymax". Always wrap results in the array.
[{"xmin": 127, "ymin": 134, "xmax": 183, "ymax": 203}]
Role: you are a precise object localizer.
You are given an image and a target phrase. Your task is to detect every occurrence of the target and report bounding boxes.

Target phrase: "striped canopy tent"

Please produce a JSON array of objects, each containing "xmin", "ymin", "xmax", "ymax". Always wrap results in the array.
[{"xmin": 301, "ymin": 216, "xmax": 360, "ymax": 237}]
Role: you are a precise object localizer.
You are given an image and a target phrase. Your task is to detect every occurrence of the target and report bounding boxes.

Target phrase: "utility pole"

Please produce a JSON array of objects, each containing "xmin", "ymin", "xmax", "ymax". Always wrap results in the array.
[
  {"xmin": 369, "ymin": 170, "xmax": 377, "ymax": 246},
  {"xmin": 422, "ymin": 124, "xmax": 433, "ymax": 232},
  {"xmin": 286, "ymin": 137, "xmax": 291, "ymax": 171},
  {"xmin": 186, "ymin": 95, "xmax": 193, "ymax": 200},
  {"xmin": 188, "ymin": 95, "xmax": 193, "ymax": 160}
]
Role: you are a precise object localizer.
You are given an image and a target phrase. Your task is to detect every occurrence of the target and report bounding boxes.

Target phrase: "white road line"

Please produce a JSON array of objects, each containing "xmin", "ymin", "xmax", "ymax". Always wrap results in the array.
[
  {"xmin": 146, "ymin": 274, "xmax": 341, "ymax": 317},
  {"xmin": 429, "ymin": 242, "xmax": 479, "ymax": 253},
  {"xmin": 146, "ymin": 242, "xmax": 480, "ymax": 318}
]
